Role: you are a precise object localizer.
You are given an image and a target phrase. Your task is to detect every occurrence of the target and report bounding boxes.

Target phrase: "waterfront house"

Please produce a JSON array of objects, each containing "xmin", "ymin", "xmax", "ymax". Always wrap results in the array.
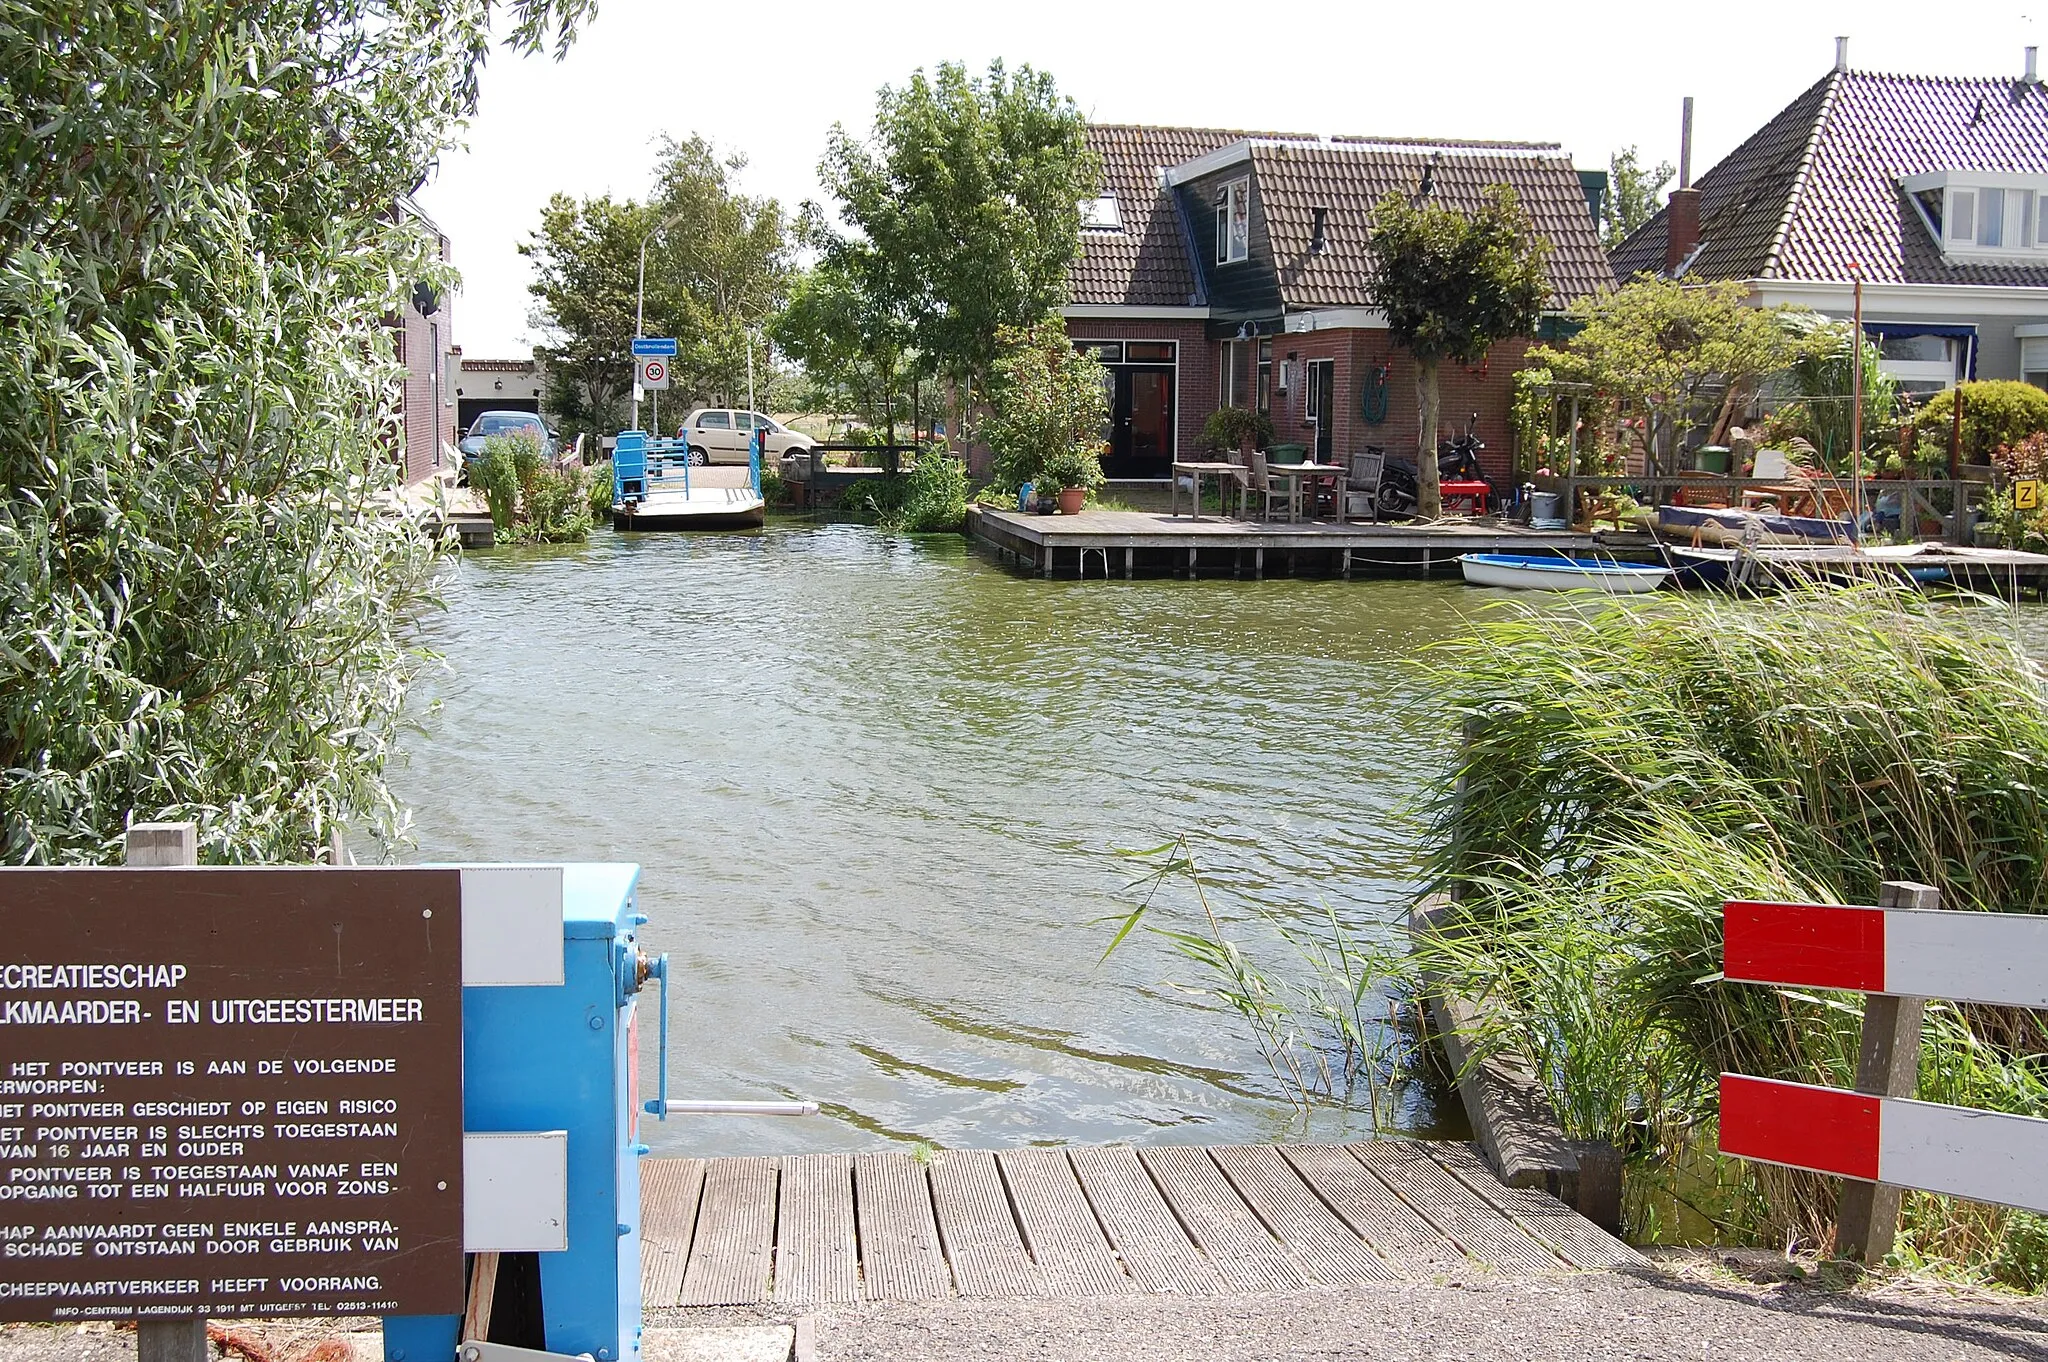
[
  {"xmin": 395, "ymin": 198, "xmax": 458, "ymax": 484},
  {"xmin": 1610, "ymin": 41, "xmax": 2048, "ymax": 398},
  {"xmin": 1062, "ymin": 126, "xmax": 1611, "ymax": 484}
]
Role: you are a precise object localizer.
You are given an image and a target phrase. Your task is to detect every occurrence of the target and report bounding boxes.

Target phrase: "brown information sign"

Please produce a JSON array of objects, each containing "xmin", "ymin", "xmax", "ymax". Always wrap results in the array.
[{"xmin": 0, "ymin": 869, "xmax": 464, "ymax": 1322}]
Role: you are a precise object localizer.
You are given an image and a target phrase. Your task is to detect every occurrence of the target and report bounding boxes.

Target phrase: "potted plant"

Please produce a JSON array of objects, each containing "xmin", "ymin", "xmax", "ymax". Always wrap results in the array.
[
  {"xmin": 1201, "ymin": 406, "xmax": 1274, "ymax": 461},
  {"xmin": 1038, "ymin": 443, "xmax": 1104, "ymax": 514}
]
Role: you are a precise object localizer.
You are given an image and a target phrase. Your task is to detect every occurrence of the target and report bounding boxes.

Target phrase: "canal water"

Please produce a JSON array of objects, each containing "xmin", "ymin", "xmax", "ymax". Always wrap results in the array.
[{"xmin": 390, "ymin": 527, "xmax": 1513, "ymax": 1154}]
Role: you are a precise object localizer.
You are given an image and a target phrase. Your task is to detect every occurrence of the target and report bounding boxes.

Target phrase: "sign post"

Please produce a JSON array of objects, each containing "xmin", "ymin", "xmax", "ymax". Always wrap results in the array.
[
  {"xmin": 629, "ymin": 339, "xmax": 677, "ymax": 435},
  {"xmin": 1, "ymin": 843, "xmax": 466, "ymax": 1337}
]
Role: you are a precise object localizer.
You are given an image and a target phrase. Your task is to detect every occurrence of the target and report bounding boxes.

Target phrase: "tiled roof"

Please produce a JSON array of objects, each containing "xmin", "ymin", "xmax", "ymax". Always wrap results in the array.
[
  {"xmin": 1610, "ymin": 69, "xmax": 2048, "ymax": 287},
  {"xmin": 1246, "ymin": 141, "xmax": 1611, "ymax": 310},
  {"xmin": 1075, "ymin": 124, "xmax": 1310, "ymax": 307}
]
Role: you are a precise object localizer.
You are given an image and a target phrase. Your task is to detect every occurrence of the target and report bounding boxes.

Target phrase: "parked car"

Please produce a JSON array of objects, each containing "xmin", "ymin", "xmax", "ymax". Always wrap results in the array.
[
  {"xmin": 458, "ymin": 410, "xmax": 557, "ymax": 473},
  {"xmin": 674, "ymin": 409, "xmax": 819, "ymax": 465}
]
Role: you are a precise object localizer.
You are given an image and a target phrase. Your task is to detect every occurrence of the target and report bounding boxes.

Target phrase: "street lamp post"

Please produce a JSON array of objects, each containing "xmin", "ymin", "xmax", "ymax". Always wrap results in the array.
[{"xmin": 632, "ymin": 208, "xmax": 689, "ymax": 434}]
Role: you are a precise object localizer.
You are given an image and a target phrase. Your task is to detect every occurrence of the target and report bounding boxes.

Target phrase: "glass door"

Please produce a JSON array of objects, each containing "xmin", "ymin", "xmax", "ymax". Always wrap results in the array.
[
  {"xmin": 1107, "ymin": 367, "xmax": 1175, "ymax": 479},
  {"xmin": 1305, "ymin": 359, "xmax": 1336, "ymax": 463}
]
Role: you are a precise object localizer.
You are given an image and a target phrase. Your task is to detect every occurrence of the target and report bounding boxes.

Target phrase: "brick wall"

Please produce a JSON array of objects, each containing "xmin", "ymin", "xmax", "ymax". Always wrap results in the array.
[
  {"xmin": 1266, "ymin": 330, "xmax": 1528, "ymax": 483},
  {"xmin": 1064, "ymin": 318, "xmax": 1213, "ymax": 466}
]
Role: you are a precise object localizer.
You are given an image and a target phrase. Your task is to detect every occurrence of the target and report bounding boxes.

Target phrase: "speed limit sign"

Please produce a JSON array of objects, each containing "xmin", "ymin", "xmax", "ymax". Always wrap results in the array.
[{"xmin": 639, "ymin": 356, "xmax": 671, "ymax": 391}]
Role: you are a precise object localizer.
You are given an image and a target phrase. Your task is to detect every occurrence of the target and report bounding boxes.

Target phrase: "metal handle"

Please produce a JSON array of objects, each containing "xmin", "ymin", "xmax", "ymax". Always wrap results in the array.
[{"xmin": 640, "ymin": 955, "xmax": 818, "ymax": 1121}]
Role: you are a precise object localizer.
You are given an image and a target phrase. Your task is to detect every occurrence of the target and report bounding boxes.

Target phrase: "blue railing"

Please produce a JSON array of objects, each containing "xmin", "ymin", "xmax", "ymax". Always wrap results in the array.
[{"xmin": 612, "ymin": 430, "xmax": 693, "ymax": 505}]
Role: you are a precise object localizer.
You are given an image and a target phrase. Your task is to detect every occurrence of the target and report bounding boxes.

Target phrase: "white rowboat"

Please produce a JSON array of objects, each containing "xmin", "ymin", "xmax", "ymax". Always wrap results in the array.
[{"xmin": 1457, "ymin": 553, "xmax": 1670, "ymax": 592}]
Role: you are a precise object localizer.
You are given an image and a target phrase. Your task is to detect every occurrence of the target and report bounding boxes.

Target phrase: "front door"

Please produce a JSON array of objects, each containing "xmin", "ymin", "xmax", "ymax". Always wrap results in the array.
[
  {"xmin": 1306, "ymin": 359, "xmax": 1336, "ymax": 463},
  {"xmin": 1107, "ymin": 366, "xmax": 1175, "ymax": 479}
]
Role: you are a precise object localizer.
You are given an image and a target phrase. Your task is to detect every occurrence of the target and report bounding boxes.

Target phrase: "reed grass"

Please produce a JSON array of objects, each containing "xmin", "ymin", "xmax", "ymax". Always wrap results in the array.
[{"xmin": 1417, "ymin": 581, "xmax": 2048, "ymax": 1280}]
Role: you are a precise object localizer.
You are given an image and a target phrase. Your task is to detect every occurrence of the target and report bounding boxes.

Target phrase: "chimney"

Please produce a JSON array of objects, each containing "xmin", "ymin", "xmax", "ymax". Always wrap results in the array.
[
  {"xmin": 1835, "ymin": 36, "xmax": 1850, "ymax": 72},
  {"xmin": 2027, "ymin": 47, "xmax": 2040, "ymax": 84},
  {"xmin": 1665, "ymin": 97, "xmax": 1701, "ymax": 273}
]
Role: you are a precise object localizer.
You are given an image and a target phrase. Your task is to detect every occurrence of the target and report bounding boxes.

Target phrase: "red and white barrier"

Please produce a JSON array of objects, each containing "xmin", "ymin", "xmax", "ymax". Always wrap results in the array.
[
  {"xmin": 1719, "ymin": 898, "xmax": 2048, "ymax": 1219},
  {"xmin": 1720, "ymin": 1074, "xmax": 2048, "ymax": 1216},
  {"xmin": 1724, "ymin": 900, "xmax": 2048, "ymax": 1009}
]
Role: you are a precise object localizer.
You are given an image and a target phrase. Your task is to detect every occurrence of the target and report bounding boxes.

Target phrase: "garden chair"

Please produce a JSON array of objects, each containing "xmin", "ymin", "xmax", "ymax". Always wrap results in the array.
[
  {"xmin": 1344, "ymin": 448, "xmax": 1384, "ymax": 521},
  {"xmin": 1246, "ymin": 449, "xmax": 1299, "ymax": 523}
]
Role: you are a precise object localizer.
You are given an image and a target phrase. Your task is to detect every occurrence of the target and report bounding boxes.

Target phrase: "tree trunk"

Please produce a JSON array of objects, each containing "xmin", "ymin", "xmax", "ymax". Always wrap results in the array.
[{"xmin": 1417, "ymin": 357, "xmax": 1443, "ymax": 519}]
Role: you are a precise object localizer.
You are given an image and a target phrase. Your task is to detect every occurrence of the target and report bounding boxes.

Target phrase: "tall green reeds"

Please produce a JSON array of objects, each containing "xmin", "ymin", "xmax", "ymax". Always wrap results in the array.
[{"xmin": 1419, "ymin": 582, "xmax": 2048, "ymax": 1277}]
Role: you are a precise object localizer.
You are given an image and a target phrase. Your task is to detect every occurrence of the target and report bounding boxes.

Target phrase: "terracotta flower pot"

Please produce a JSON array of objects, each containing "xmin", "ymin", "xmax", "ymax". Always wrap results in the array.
[{"xmin": 1057, "ymin": 486, "xmax": 1086, "ymax": 515}]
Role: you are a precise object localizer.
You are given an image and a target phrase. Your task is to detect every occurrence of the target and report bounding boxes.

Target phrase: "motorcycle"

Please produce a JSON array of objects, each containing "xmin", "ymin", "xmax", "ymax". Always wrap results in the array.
[{"xmin": 1376, "ymin": 413, "xmax": 1493, "ymax": 519}]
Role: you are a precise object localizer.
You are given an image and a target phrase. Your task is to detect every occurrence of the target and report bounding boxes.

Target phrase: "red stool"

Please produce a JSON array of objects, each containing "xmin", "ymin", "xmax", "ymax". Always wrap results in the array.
[{"xmin": 1439, "ymin": 478, "xmax": 1489, "ymax": 516}]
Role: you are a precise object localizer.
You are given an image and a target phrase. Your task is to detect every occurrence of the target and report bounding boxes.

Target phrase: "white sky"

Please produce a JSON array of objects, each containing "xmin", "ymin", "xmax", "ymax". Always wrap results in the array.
[{"xmin": 416, "ymin": 0, "xmax": 2043, "ymax": 358}]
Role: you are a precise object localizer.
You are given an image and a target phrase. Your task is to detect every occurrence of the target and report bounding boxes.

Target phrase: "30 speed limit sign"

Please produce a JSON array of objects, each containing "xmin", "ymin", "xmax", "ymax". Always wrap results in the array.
[{"xmin": 639, "ymin": 356, "xmax": 671, "ymax": 391}]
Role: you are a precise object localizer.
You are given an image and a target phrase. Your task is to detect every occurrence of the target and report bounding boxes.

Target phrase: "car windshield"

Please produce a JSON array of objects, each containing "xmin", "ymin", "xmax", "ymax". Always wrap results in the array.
[{"xmin": 471, "ymin": 413, "xmax": 543, "ymax": 436}]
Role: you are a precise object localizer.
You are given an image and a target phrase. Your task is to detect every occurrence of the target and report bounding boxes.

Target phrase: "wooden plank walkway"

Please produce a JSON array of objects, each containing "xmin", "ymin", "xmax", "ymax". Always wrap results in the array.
[{"xmin": 643, "ymin": 1142, "xmax": 1645, "ymax": 1308}]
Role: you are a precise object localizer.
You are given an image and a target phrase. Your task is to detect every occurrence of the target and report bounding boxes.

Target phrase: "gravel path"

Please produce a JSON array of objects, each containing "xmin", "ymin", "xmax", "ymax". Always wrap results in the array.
[{"xmin": 794, "ymin": 1270, "xmax": 2048, "ymax": 1362}]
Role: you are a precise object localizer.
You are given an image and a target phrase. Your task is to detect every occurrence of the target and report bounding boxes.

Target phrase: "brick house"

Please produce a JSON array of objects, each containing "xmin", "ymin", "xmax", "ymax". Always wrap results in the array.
[
  {"xmin": 1611, "ymin": 44, "xmax": 2048, "ymax": 396},
  {"xmin": 395, "ymin": 200, "xmax": 457, "ymax": 484},
  {"xmin": 1063, "ymin": 126, "xmax": 1611, "ymax": 485}
]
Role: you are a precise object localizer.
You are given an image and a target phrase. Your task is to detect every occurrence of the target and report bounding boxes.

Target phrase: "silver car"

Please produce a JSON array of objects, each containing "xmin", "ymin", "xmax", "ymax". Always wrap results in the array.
[{"xmin": 675, "ymin": 409, "xmax": 818, "ymax": 465}]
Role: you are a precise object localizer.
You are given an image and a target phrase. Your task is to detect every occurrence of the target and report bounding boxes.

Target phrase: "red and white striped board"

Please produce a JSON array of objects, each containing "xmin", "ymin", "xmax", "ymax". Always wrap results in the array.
[
  {"xmin": 1724, "ymin": 900, "xmax": 2048, "ymax": 1008},
  {"xmin": 1719, "ymin": 1074, "xmax": 2048, "ymax": 1215}
]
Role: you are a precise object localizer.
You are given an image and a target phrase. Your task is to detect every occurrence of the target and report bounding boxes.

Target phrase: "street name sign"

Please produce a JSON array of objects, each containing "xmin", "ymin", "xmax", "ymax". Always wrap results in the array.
[
  {"xmin": 638, "ymin": 357, "xmax": 671, "ymax": 391},
  {"xmin": 630, "ymin": 338, "xmax": 677, "ymax": 357},
  {"xmin": 0, "ymin": 869, "xmax": 464, "ymax": 1322}
]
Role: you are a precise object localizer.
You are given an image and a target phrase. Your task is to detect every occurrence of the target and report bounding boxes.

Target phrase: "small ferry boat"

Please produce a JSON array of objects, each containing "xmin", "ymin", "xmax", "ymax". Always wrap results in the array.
[
  {"xmin": 1457, "ymin": 553, "xmax": 1671, "ymax": 592},
  {"xmin": 611, "ymin": 430, "xmax": 765, "ymax": 531}
]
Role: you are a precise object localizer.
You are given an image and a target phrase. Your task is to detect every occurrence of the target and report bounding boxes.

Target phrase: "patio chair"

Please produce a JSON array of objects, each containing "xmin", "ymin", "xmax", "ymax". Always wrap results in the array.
[
  {"xmin": 1246, "ymin": 449, "xmax": 1299, "ymax": 523},
  {"xmin": 1344, "ymin": 448, "xmax": 1384, "ymax": 521}
]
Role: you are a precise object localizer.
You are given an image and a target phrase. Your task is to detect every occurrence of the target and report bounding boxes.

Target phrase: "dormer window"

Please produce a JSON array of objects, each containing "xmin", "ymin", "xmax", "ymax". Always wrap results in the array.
[
  {"xmin": 1903, "ymin": 171, "xmax": 2048, "ymax": 262},
  {"xmin": 1079, "ymin": 193, "xmax": 1123, "ymax": 233},
  {"xmin": 1216, "ymin": 179, "xmax": 1250, "ymax": 264}
]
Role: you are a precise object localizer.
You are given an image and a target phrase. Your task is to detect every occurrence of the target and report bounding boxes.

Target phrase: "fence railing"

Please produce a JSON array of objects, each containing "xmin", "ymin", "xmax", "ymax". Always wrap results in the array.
[{"xmin": 1718, "ymin": 883, "xmax": 2048, "ymax": 1262}]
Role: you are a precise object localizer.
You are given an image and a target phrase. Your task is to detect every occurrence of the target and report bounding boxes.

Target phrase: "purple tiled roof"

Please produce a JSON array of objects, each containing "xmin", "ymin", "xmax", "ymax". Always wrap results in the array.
[
  {"xmin": 1075, "ymin": 125, "xmax": 1305, "ymax": 308},
  {"xmin": 1075, "ymin": 125, "xmax": 1607, "ymax": 311},
  {"xmin": 1248, "ymin": 141, "xmax": 1611, "ymax": 310},
  {"xmin": 1611, "ymin": 68, "xmax": 2048, "ymax": 287}
]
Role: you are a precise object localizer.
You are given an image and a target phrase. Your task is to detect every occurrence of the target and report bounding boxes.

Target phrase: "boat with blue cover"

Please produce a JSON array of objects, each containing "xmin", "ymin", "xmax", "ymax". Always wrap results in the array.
[{"xmin": 1457, "ymin": 553, "xmax": 1671, "ymax": 592}]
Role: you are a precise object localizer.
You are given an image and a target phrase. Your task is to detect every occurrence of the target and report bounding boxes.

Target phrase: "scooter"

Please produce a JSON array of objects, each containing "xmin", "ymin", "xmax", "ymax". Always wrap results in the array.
[{"xmin": 1376, "ymin": 415, "xmax": 1494, "ymax": 519}]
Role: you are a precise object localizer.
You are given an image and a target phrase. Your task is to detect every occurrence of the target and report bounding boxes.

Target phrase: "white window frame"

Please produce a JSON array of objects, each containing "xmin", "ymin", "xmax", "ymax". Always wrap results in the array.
[
  {"xmin": 1902, "ymin": 171, "xmax": 2048, "ymax": 264},
  {"xmin": 1079, "ymin": 193, "xmax": 1123, "ymax": 232},
  {"xmin": 2021, "ymin": 328, "xmax": 2048, "ymax": 391},
  {"xmin": 1216, "ymin": 179, "xmax": 1250, "ymax": 265}
]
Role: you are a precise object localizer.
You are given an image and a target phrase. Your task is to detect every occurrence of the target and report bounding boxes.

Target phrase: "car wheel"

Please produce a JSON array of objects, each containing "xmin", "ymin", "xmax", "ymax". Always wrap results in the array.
[{"xmin": 688, "ymin": 446, "xmax": 708, "ymax": 466}]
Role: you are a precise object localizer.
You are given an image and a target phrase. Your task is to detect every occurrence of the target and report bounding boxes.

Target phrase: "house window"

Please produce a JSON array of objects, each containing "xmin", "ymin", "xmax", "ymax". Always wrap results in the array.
[
  {"xmin": 1874, "ymin": 329, "xmax": 1970, "ymax": 396},
  {"xmin": 1220, "ymin": 339, "xmax": 1246, "ymax": 407},
  {"xmin": 1075, "ymin": 340, "xmax": 1123, "ymax": 363},
  {"xmin": 1257, "ymin": 339, "xmax": 1273, "ymax": 415},
  {"xmin": 1216, "ymin": 179, "xmax": 1249, "ymax": 264},
  {"xmin": 1080, "ymin": 193, "xmax": 1123, "ymax": 232},
  {"xmin": 1905, "ymin": 172, "xmax": 2048, "ymax": 263},
  {"xmin": 2022, "ymin": 336, "xmax": 2048, "ymax": 391},
  {"xmin": 1125, "ymin": 341, "xmax": 1176, "ymax": 362}
]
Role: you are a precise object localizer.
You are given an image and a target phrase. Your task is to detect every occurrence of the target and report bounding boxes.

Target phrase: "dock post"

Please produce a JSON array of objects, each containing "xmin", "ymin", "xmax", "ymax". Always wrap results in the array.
[
  {"xmin": 1124, "ymin": 547, "xmax": 1133, "ymax": 580},
  {"xmin": 1187, "ymin": 547, "xmax": 1197, "ymax": 579},
  {"xmin": 1422, "ymin": 549, "xmax": 1432, "ymax": 576},
  {"xmin": 1835, "ymin": 880, "xmax": 1939, "ymax": 1266},
  {"xmin": 1254, "ymin": 547, "xmax": 1264, "ymax": 580},
  {"xmin": 1343, "ymin": 548, "xmax": 1352, "ymax": 581},
  {"xmin": 126, "ymin": 824, "xmax": 208, "ymax": 1362},
  {"xmin": 1042, "ymin": 545, "xmax": 1052, "ymax": 580}
]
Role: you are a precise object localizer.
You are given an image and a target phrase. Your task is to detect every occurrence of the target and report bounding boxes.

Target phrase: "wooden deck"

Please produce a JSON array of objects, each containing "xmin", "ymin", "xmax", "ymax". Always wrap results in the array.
[
  {"xmin": 641, "ymin": 1141, "xmax": 1644, "ymax": 1309},
  {"xmin": 967, "ymin": 505, "xmax": 1609, "ymax": 580}
]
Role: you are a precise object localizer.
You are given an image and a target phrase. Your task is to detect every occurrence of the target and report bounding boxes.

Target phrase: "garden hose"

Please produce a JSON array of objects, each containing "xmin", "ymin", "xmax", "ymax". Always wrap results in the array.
[{"xmin": 1361, "ymin": 362, "xmax": 1390, "ymax": 426}]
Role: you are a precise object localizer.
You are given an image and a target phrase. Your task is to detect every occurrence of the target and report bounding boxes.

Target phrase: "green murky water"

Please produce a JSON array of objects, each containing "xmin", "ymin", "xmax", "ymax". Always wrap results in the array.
[{"xmin": 410, "ymin": 523, "xmax": 2048, "ymax": 1157}]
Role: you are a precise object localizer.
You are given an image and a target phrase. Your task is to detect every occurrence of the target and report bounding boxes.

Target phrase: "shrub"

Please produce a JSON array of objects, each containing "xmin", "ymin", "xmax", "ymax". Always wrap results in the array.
[
  {"xmin": 1201, "ymin": 405, "xmax": 1272, "ymax": 454},
  {"xmin": 586, "ymin": 460, "xmax": 615, "ymax": 521},
  {"xmin": 1037, "ymin": 443, "xmax": 1104, "ymax": 494},
  {"xmin": 983, "ymin": 314, "xmax": 1110, "ymax": 493},
  {"xmin": 472, "ymin": 432, "xmax": 590, "ymax": 544},
  {"xmin": 1914, "ymin": 381, "xmax": 2048, "ymax": 465}
]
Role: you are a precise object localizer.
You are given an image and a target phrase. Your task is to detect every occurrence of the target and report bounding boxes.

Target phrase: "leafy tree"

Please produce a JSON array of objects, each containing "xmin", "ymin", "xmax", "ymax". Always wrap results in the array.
[
  {"xmin": 1, "ymin": 0, "xmax": 588, "ymax": 864},
  {"xmin": 1605, "ymin": 146, "xmax": 1675, "ymax": 251},
  {"xmin": 817, "ymin": 61, "xmax": 1099, "ymax": 427},
  {"xmin": 524, "ymin": 137, "xmax": 791, "ymax": 434},
  {"xmin": 1362, "ymin": 186, "xmax": 1551, "ymax": 516},
  {"xmin": 1531, "ymin": 278, "xmax": 1796, "ymax": 469},
  {"xmin": 769, "ymin": 243, "xmax": 919, "ymax": 442},
  {"xmin": 981, "ymin": 316, "xmax": 1109, "ymax": 494}
]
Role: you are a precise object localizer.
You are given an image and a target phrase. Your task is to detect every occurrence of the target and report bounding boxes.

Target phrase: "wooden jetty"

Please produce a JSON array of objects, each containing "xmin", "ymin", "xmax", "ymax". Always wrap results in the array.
[
  {"xmin": 641, "ymin": 1140, "xmax": 1643, "ymax": 1309},
  {"xmin": 968, "ymin": 505, "xmax": 1610, "ymax": 580}
]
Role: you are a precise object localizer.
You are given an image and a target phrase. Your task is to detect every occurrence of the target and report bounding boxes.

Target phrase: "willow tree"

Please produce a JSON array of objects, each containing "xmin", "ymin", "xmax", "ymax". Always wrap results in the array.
[
  {"xmin": 1363, "ymin": 186, "xmax": 1550, "ymax": 518},
  {"xmin": 0, "ymin": 0, "xmax": 588, "ymax": 863}
]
